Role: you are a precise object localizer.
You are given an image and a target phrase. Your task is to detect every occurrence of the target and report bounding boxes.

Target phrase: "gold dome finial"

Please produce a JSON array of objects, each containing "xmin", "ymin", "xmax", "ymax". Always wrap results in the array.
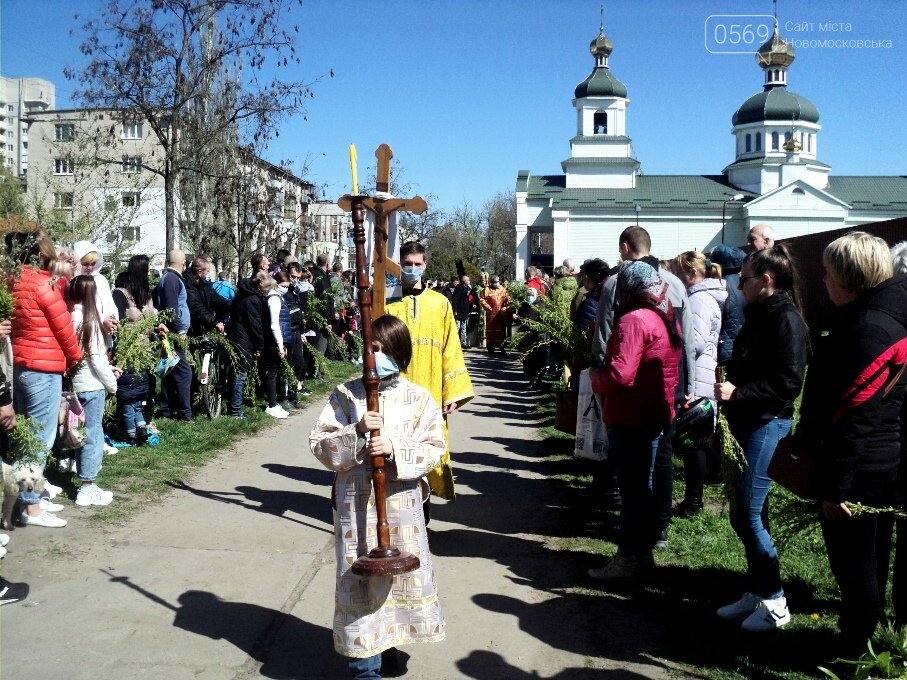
[
  {"xmin": 757, "ymin": 22, "xmax": 796, "ymax": 68},
  {"xmin": 590, "ymin": 5, "xmax": 613, "ymax": 59}
]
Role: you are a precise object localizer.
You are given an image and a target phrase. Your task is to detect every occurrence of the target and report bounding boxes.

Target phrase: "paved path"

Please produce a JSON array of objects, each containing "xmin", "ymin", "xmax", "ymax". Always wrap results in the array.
[{"xmin": 0, "ymin": 353, "xmax": 681, "ymax": 679}]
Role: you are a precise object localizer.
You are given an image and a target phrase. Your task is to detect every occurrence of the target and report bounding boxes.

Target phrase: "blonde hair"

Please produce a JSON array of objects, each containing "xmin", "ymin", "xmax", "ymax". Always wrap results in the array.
[
  {"xmin": 80, "ymin": 251, "xmax": 99, "ymax": 266},
  {"xmin": 674, "ymin": 251, "xmax": 722, "ymax": 280},
  {"xmin": 49, "ymin": 257, "xmax": 74, "ymax": 283},
  {"xmin": 254, "ymin": 271, "xmax": 276, "ymax": 293},
  {"xmin": 823, "ymin": 231, "xmax": 893, "ymax": 294}
]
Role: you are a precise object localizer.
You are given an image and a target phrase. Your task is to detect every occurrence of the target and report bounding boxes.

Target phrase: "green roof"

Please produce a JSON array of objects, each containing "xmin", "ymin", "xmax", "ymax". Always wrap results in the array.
[
  {"xmin": 825, "ymin": 177, "xmax": 907, "ymax": 209},
  {"xmin": 521, "ymin": 174, "xmax": 757, "ymax": 209},
  {"xmin": 733, "ymin": 87, "xmax": 820, "ymax": 125},
  {"xmin": 574, "ymin": 67, "xmax": 628, "ymax": 99},
  {"xmin": 723, "ymin": 156, "xmax": 832, "ymax": 172},
  {"xmin": 518, "ymin": 173, "xmax": 907, "ymax": 212}
]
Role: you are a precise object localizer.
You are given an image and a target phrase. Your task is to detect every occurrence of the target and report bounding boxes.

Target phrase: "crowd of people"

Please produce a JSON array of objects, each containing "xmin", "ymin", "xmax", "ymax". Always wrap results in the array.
[
  {"xmin": 0, "ymin": 231, "xmax": 360, "ymax": 606},
  {"xmin": 513, "ymin": 224, "xmax": 907, "ymax": 654}
]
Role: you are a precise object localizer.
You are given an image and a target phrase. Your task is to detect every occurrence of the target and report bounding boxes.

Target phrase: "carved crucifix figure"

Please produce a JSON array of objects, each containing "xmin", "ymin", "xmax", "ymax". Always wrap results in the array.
[{"xmin": 339, "ymin": 144, "xmax": 427, "ymax": 317}]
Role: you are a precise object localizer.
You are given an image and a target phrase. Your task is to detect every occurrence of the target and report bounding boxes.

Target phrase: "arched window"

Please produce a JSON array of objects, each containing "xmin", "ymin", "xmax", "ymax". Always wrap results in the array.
[
  {"xmin": 785, "ymin": 131, "xmax": 792, "ymax": 143},
  {"xmin": 745, "ymin": 134, "xmax": 752, "ymax": 152},
  {"xmin": 593, "ymin": 111, "xmax": 608, "ymax": 135},
  {"xmin": 774, "ymin": 69, "xmax": 780, "ymax": 81},
  {"xmin": 755, "ymin": 132, "xmax": 762, "ymax": 151},
  {"xmin": 808, "ymin": 134, "xmax": 812, "ymax": 152},
  {"xmin": 771, "ymin": 131, "xmax": 779, "ymax": 150}
]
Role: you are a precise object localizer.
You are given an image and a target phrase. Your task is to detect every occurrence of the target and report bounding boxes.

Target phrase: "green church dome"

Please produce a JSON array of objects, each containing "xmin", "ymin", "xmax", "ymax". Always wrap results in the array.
[
  {"xmin": 574, "ymin": 68, "xmax": 628, "ymax": 99},
  {"xmin": 732, "ymin": 88, "xmax": 819, "ymax": 125}
]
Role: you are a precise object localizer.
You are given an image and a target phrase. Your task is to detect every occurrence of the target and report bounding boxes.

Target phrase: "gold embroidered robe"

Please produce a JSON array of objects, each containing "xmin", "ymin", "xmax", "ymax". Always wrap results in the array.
[
  {"xmin": 479, "ymin": 286, "xmax": 510, "ymax": 347},
  {"xmin": 310, "ymin": 376, "xmax": 446, "ymax": 658},
  {"xmin": 385, "ymin": 288, "xmax": 475, "ymax": 500}
]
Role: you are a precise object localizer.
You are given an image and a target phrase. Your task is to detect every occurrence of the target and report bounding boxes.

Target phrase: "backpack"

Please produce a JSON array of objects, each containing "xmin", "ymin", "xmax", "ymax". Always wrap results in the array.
[{"xmin": 57, "ymin": 392, "xmax": 86, "ymax": 451}]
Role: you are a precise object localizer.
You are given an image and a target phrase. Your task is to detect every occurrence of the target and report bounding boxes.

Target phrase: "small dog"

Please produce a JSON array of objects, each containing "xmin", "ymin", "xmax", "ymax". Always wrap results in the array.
[{"xmin": 1, "ymin": 462, "xmax": 45, "ymax": 531}]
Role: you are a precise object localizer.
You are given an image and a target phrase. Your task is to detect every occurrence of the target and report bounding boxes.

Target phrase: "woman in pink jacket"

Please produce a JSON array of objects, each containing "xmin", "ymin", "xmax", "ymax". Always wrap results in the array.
[{"xmin": 588, "ymin": 260, "xmax": 682, "ymax": 580}]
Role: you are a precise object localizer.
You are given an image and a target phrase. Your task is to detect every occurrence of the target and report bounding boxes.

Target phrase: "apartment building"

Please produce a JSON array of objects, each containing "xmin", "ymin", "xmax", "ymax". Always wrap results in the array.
[
  {"xmin": 0, "ymin": 76, "xmax": 55, "ymax": 176},
  {"xmin": 26, "ymin": 107, "xmax": 317, "ymax": 266},
  {"xmin": 307, "ymin": 200, "xmax": 353, "ymax": 270}
]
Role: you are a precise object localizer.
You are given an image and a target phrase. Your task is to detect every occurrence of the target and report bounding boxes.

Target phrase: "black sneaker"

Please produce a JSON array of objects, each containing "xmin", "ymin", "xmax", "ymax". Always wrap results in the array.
[
  {"xmin": 0, "ymin": 578, "xmax": 29, "ymax": 606},
  {"xmin": 299, "ymin": 387, "xmax": 313, "ymax": 397},
  {"xmin": 136, "ymin": 426, "xmax": 150, "ymax": 446},
  {"xmin": 279, "ymin": 400, "xmax": 296, "ymax": 412}
]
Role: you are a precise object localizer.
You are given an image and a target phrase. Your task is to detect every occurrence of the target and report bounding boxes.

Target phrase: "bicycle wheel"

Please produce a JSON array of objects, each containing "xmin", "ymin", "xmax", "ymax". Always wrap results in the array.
[{"xmin": 201, "ymin": 350, "xmax": 223, "ymax": 419}]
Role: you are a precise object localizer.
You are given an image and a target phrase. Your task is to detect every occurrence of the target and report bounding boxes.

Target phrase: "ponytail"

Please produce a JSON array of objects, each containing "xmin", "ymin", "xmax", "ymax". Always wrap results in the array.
[{"xmin": 748, "ymin": 242, "xmax": 803, "ymax": 313}]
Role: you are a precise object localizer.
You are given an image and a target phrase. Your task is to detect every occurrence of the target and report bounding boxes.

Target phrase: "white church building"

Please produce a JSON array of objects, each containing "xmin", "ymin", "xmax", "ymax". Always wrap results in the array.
[{"xmin": 515, "ymin": 23, "xmax": 907, "ymax": 276}]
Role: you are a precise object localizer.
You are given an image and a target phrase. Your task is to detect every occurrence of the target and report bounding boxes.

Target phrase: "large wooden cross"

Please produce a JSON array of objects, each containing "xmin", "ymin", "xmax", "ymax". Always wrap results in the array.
[{"xmin": 339, "ymin": 144, "xmax": 427, "ymax": 317}]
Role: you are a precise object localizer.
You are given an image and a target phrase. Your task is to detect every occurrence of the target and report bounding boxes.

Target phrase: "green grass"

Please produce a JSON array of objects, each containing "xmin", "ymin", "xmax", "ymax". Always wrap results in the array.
[
  {"xmin": 47, "ymin": 360, "xmax": 359, "ymax": 525},
  {"xmin": 533, "ymin": 396, "xmax": 896, "ymax": 680}
]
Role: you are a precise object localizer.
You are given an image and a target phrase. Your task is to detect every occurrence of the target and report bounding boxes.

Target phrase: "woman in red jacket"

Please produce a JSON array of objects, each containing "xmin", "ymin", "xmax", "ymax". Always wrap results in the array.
[
  {"xmin": 588, "ymin": 260, "xmax": 682, "ymax": 580},
  {"xmin": 6, "ymin": 231, "xmax": 83, "ymax": 528}
]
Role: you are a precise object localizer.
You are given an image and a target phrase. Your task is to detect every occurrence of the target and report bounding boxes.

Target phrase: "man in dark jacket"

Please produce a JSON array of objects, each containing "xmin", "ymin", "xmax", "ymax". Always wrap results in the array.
[
  {"xmin": 184, "ymin": 257, "xmax": 232, "ymax": 337},
  {"xmin": 153, "ymin": 249, "xmax": 193, "ymax": 420},
  {"xmin": 226, "ymin": 274, "xmax": 267, "ymax": 417},
  {"xmin": 311, "ymin": 253, "xmax": 335, "ymax": 356},
  {"xmin": 451, "ymin": 274, "xmax": 475, "ymax": 348},
  {"xmin": 711, "ymin": 245, "xmax": 747, "ymax": 363}
]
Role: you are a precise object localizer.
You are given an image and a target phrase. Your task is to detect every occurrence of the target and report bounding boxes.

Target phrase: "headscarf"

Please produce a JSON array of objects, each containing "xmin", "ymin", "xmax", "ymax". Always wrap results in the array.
[{"xmin": 615, "ymin": 260, "xmax": 680, "ymax": 346}]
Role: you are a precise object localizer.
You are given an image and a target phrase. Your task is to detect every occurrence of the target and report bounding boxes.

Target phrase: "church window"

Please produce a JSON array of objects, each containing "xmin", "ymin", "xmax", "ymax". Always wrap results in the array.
[
  {"xmin": 771, "ymin": 132, "xmax": 779, "ymax": 150},
  {"xmin": 774, "ymin": 69, "xmax": 780, "ymax": 81},
  {"xmin": 745, "ymin": 134, "xmax": 752, "ymax": 152},
  {"xmin": 755, "ymin": 132, "xmax": 762, "ymax": 151},
  {"xmin": 808, "ymin": 134, "xmax": 812, "ymax": 152},
  {"xmin": 792, "ymin": 187, "xmax": 805, "ymax": 195},
  {"xmin": 593, "ymin": 111, "xmax": 608, "ymax": 135}
]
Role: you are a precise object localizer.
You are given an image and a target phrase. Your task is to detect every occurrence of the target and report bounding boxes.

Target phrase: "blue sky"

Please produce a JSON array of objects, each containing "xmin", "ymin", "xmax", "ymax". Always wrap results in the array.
[{"xmin": 2, "ymin": 0, "xmax": 905, "ymax": 213}]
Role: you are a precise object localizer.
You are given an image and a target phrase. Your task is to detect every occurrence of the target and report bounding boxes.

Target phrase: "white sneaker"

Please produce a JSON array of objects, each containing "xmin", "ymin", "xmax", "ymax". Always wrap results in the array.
[
  {"xmin": 741, "ymin": 596, "xmax": 791, "ymax": 632},
  {"xmin": 75, "ymin": 484, "xmax": 113, "ymax": 507},
  {"xmin": 39, "ymin": 498, "xmax": 64, "ymax": 513},
  {"xmin": 20, "ymin": 510, "xmax": 67, "ymax": 528},
  {"xmin": 717, "ymin": 592, "xmax": 762, "ymax": 620},
  {"xmin": 264, "ymin": 405, "xmax": 288, "ymax": 419},
  {"xmin": 43, "ymin": 481, "xmax": 63, "ymax": 499},
  {"xmin": 103, "ymin": 443, "xmax": 118, "ymax": 456},
  {"xmin": 0, "ymin": 534, "xmax": 9, "ymax": 546}
]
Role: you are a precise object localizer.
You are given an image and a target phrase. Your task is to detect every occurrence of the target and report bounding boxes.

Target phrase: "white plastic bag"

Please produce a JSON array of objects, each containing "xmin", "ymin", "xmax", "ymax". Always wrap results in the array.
[{"xmin": 574, "ymin": 368, "xmax": 608, "ymax": 461}]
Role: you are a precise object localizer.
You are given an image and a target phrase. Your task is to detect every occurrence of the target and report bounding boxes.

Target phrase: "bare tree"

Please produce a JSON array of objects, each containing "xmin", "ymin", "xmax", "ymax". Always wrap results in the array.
[
  {"xmin": 482, "ymin": 191, "xmax": 517, "ymax": 280},
  {"xmin": 66, "ymin": 0, "xmax": 316, "ymax": 252}
]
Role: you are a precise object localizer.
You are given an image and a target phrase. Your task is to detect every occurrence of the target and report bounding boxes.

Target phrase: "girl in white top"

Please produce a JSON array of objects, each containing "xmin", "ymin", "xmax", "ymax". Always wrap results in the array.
[{"xmin": 68, "ymin": 275, "xmax": 120, "ymax": 507}]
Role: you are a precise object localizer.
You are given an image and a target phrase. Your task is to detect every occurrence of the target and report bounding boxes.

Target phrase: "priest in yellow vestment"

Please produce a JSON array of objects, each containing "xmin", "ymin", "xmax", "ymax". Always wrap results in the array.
[{"xmin": 384, "ymin": 242, "xmax": 474, "ymax": 500}]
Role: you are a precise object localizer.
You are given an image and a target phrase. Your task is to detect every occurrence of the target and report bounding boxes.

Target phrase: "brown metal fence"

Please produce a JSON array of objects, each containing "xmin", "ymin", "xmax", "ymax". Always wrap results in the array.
[{"xmin": 779, "ymin": 217, "xmax": 907, "ymax": 332}]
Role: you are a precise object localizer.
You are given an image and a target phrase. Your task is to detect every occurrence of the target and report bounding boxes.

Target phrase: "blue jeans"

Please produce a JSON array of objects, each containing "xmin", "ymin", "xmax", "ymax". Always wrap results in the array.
[
  {"xmin": 608, "ymin": 424, "xmax": 661, "ymax": 558},
  {"xmin": 457, "ymin": 318, "xmax": 469, "ymax": 346},
  {"xmin": 728, "ymin": 416, "xmax": 791, "ymax": 599},
  {"xmin": 77, "ymin": 389, "xmax": 106, "ymax": 482},
  {"xmin": 348, "ymin": 654, "xmax": 381, "ymax": 679},
  {"xmin": 13, "ymin": 367, "xmax": 61, "ymax": 474},
  {"xmin": 121, "ymin": 398, "xmax": 146, "ymax": 434}
]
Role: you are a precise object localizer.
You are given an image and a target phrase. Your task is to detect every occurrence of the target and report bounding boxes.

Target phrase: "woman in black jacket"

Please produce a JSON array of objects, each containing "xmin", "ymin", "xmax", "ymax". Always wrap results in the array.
[
  {"xmin": 714, "ymin": 244, "xmax": 809, "ymax": 632},
  {"xmin": 799, "ymin": 232, "xmax": 907, "ymax": 654},
  {"xmin": 226, "ymin": 273, "xmax": 267, "ymax": 417}
]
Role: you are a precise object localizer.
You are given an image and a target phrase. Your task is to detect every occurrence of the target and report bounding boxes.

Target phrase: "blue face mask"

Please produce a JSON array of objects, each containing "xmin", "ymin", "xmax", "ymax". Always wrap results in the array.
[
  {"xmin": 374, "ymin": 351, "xmax": 399, "ymax": 378},
  {"xmin": 400, "ymin": 266, "xmax": 424, "ymax": 285}
]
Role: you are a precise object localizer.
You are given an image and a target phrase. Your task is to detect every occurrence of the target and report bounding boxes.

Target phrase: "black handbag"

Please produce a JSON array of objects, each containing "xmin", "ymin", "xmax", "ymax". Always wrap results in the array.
[
  {"xmin": 768, "ymin": 435, "xmax": 818, "ymax": 499},
  {"xmin": 673, "ymin": 397, "xmax": 715, "ymax": 453}
]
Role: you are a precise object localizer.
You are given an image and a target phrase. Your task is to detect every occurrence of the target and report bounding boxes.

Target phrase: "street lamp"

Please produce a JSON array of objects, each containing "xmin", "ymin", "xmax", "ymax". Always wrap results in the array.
[
  {"xmin": 635, "ymin": 203, "xmax": 641, "ymax": 226},
  {"xmin": 721, "ymin": 193, "xmax": 745, "ymax": 244}
]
